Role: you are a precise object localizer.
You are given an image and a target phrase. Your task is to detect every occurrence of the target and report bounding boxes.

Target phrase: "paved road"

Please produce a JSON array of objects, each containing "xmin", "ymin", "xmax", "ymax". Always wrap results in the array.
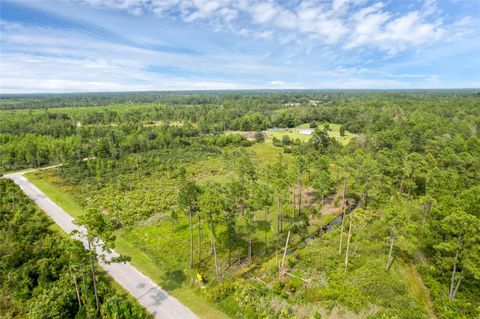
[{"xmin": 5, "ymin": 171, "xmax": 197, "ymax": 319}]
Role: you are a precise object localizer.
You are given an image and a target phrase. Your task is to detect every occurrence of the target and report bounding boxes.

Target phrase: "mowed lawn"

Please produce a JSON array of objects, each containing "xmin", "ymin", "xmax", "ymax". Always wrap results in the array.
[
  {"xmin": 270, "ymin": 123, "xmax": 355, "ymax": 146},
  {"xmin": 24, "ymin": 170, "xmax": 230, "ymax": 319},
  {"xmin": 228, "ymin": 122, "xmax": 356, "ymax": 146}
]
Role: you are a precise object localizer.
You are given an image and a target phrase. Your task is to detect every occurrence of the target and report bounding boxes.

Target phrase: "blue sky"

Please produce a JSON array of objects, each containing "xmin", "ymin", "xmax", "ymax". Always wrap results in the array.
[{"xmin": 0, "ymin": 0, "xmax": 479, "ymax": 93}]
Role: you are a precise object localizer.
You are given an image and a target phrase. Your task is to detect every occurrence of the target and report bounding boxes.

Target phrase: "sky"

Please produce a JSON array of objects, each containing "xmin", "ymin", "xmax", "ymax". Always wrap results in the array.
[{"xmin": 0, "ymin": 0, "xmax": 479, "ymax": 93}]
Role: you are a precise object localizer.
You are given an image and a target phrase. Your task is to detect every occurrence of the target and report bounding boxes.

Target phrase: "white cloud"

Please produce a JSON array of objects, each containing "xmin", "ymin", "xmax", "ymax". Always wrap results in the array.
[
  {"xmin": 0, "ymin": 20, "xmax": 300, "ymax": 92},
  {"xmin": 345, "ymin": 3, "xmax": 444, "ymax": 53},
  {"xmin": 249, "ymin": 2, "xmax": 280, "ymax": 24},
  {"xmin": 274, "ymin": 10, "xmax": 297, "ymax": 29},
  {"xmin": 72, "ymin": 0, "xmax": 471, "ymax": 54},
  {"xmin": 1, "ymin": 1, "xmax": 477, "ymax": 92}
]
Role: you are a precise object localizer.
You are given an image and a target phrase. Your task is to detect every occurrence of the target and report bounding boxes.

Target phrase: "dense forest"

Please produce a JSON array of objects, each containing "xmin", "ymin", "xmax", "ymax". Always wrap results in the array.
[
  {"xmin": 0, "ymin": 179, "xmax": 148, "ymax": 318},
  {"xmin": 1, "ymin": 90, "xmax": 479, "ymax": 319}
]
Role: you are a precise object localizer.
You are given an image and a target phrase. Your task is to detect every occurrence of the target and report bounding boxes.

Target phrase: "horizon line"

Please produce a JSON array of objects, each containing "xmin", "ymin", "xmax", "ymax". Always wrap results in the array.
[{"xmin": 1, "ymin": 88, "xmax": 479, "ymax": 96}]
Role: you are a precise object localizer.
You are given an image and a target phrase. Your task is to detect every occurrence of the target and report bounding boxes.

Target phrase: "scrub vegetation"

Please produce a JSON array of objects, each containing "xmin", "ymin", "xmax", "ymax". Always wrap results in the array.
[{"xmin": 1, "ymin": 91, "xmax": 479, "ymax": 319}]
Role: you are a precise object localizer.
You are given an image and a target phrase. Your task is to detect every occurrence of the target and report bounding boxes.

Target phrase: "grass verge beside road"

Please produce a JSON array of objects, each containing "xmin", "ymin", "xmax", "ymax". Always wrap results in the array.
[{"xmin": 24, "ymin": 170, "xmax": 229, "ymax": 319}]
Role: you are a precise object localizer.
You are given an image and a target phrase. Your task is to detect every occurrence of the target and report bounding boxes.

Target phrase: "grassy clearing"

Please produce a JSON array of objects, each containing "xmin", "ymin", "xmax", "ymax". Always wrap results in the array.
[
  {"xmin": 267, "ymin": 128, "xmax": 313, "ymax": 143},
  {"xmin": 187, "ymin": 142, "xmax": 288, "ymax": 183},
  {"xmin": 115, "ymin": 229, "xmax": 229, "ymax": 319},
  {"xmin": 404, "ymin": 263, "xmax": 437, "ymax": 318},
  {"xmin": 282, "ymin": 123, "xmax": 355, "ymax": 146},
  {"xmin": 249, "ymin": 142, "xmax": 290, "ymax": 164},
  {"xmin": 25, "ymin": 170, "xmax": 84, "ymax": 218},
  {"xmin": 228, "ymin": 122, "xmax": 355, "ymax": 147},
  {"xmin": 24, "ymin": 170, "xmax": 230, "ymax": 319},
  {"xmin": 323, "ymin": 123, "xmax": 355, "ymax": 146},
  {"xmin": 142, "ymin": 120, "xmax": 187, "ymax": 127}
]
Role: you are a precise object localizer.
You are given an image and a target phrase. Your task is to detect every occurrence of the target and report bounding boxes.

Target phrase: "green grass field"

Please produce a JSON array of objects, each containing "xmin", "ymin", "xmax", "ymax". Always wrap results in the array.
[
  {"xmin": 267, "ymin": 123, "xmax": 355, "ymax": 146},
  {"xmin": 267, "ymin": 128, "xmax": 313, "ymax": 143},
  {"xmin": 26, "ymin": 171, "xmax": 85, "ymax": 218},
  {"xmin": 227, "ymin": 122, "xmax": 356, "ymax": 147}
]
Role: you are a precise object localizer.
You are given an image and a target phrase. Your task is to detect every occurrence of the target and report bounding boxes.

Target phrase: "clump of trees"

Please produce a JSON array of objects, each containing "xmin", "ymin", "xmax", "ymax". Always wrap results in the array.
[{"xmin": 0, "ymin": 179, "xmax": 147, "ymax": 319}]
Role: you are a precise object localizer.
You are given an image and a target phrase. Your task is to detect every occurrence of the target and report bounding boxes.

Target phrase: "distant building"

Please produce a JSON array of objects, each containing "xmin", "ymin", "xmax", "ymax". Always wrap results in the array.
[{"xmin": 299, "ymin": 129, "xmax": 313, "ymax": 135}]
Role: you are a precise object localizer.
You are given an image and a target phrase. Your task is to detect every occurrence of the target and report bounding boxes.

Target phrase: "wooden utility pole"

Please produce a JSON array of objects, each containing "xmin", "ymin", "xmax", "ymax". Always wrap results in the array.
[{"xmin": 339, "ymin": 178, "xmax": 347, "ymax": 255}]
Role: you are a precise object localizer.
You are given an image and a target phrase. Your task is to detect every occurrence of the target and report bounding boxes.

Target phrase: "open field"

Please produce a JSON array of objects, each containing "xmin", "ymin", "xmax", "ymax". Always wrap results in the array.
[{"xmin": 227, "ymin": 122, "xmax": 356, "ymax": 146}]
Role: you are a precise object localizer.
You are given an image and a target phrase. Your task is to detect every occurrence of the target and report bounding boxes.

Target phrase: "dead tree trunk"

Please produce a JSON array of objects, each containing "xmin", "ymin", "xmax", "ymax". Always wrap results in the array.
[
  {"xmin": 212, "ymin": 239, "xmax": 219, "ymax": 276},
  {"xmin": 449, "ymin": 238, "xmax": 462, "ymax": 300},
  {"xmin": 87, "ymin": 241, "xmax": 100, "ymax": 312},
  {"xmin": 197, "ymin": 214, "xmax": 201, "ymax": 264},
  {"xmin": 275, "ymin": 229, "xmax": 279, "ymax": 269},
  {"xmin": 265, "ymin": 208, "xmax": 269, "ymax": 254},
  {"xmin": 344, "ymin": 212, "xmax": 353, "ymax": 274},
  {"xmin": 451, "ymin": 268, "xmax": 464, "ymax": 301},
  {"xmin": 248, "ymin": 237, "xmax": 252, "ymax": 262},
  {"xmin": 339, "ymin": 214, "xmax": 345, "ymax": 255},
  {"xmin": 386, "ymin": 231, "xmax": 395, "ymax": 272},
  {"xmin": 292, "ymin": 192, "xmax": 296, "ymax": 220},
  {"xmin": 298, "ymin": 175, "xmax": 302, "ymax": 217},
  {"xmin": 80, "ymin": 265, "xmax": 91, "ymax": 319},
  {"xmin": 277, "ymin": 197, "xmax": 283, "ymax": 233},
  {"xmin": 338, "ymin": 178, "xmax": 347, "ymax": 255},
  {"xmin": 279, "ymin": 231, "xmax": 291, "ymax": 278},
  {"xmin": 71, "ymin": 270, "xmax": 82, "ymax": 307},
  {"xmin": 422, "ymin": 201, "xmax": 432, "ymax": 231}
]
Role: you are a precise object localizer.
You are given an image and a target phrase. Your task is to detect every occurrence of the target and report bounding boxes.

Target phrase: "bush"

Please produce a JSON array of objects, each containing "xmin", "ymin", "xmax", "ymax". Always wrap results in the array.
[
  {"xmin": 100, "ymin": 295, "xmax": 145, "ymax": 319},
  {"xmin": 273, "ymin": 137, "xmax": 283, "ymax": 147},
  {"xmin": 282, "ymin": 135, "xmax": 292, "ymax": 145},
  {"xmin": 254, "ymin": 132, "xmax": 265, "ymax": 143},
  {"xmin": 205, "ymin": 281, "xmax": 235, "ymax": 302}
]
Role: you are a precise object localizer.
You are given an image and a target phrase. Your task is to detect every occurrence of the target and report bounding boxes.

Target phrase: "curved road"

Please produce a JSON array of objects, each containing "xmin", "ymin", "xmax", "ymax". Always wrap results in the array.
[{"xmin": 5, "ymin": 171, "xmax": 197, "ymax": 319}]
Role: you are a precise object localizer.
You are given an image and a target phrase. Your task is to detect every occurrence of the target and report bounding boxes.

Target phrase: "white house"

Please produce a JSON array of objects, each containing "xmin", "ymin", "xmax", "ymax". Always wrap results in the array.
[{"xmin": 299, "ymin": 129, "xmax": 313, "ymax": 135}]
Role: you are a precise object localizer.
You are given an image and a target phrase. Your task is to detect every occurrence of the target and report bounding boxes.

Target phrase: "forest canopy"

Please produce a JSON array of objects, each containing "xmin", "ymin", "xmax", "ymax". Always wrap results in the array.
[{"xmin": 1, "ymin": 90, "xmax": 479, "ymax": 319}]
